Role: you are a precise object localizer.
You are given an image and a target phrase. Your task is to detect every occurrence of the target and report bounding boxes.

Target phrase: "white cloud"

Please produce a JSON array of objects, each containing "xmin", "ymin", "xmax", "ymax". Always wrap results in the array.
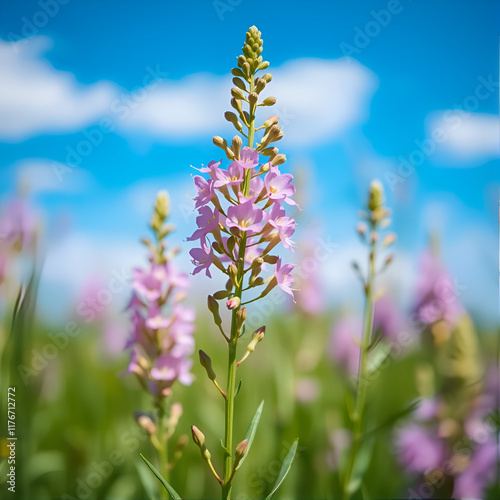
[
  {"xmin": 0, "ymin": 36, "xmax": 377, "ymax": 147},
  {"xmin": 122, "ymin": 58, "xmax": 378, "ymax": 147},
  {"xmin": 0, "ymin": 37, "xmax": 115, "ymax": 142},
  {"xmin": 14, "ymin": 158, "xmax": 94, "ymax": 193},
  {"xmin": 427, "ymin": 111, "xmax": 499, "ymax": 165}
]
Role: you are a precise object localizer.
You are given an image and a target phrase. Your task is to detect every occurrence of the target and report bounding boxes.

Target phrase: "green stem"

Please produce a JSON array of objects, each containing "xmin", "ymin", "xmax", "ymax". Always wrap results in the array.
[
  {"xmin": 157, "ymin": 399, "xmax": 169, "ymax": 499},
  {"xmin": 222, "ymin": 74, "xmax": 256, "ymax": 500},
  {"xmin": 342, "ymin": 240, "xmax": 376, "ymax": 500}
]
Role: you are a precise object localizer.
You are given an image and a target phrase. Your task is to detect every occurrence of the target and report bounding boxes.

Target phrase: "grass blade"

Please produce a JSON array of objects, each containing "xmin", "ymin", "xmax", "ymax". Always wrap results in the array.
[
  {"xmin": 265, "ymin": 439, "xmax": 298, "ymax": 499},
  {"xmin": 236, "ymin": 400, "xmax": 264, "ymax": 470},
  {"xmin": 140, "ymin": 453, "xmax": 182, "ymax": 500}
]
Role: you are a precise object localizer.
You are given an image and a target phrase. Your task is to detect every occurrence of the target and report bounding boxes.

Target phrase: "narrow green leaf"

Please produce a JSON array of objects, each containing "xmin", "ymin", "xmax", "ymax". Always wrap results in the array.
[
  {"xmin": 234, "ymin": 378, "xmax": 243, "ymax": 398},
  {"xmin": 236, "ymin": 400, "xmax": 264, "ymax": 469},
  {"xmin": 134, "ymin": 459, "xmax": 157, "ymax": 500},
  {"xmin": 347, "ymin": 437, "xmax": 375, "ymax": 495},
  {"xmin": 140, "ymin": 453, "xmax": 182, "ymax": 500},
  {"xmin": 265, "ymin": 439, "xmax": 298, "ymax": 499}
]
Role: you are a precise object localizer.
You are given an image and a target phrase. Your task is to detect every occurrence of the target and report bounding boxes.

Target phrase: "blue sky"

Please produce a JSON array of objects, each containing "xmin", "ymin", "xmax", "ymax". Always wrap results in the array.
[{"xmin": 0, "ymin": 0, "xmax": 498, "ymax": 324}]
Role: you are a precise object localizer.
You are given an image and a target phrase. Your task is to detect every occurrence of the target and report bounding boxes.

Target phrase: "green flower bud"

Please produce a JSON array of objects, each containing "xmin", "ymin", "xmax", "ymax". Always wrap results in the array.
[
  {"xmin": 191, "ymin": 425, "xmax": 205, "ymax": 448},
  {"xmin": 213, "ymin": 290, "xmax": 231, "ymax": 300},
  {"xmin": 231, "ymin": 67, "xmax": 246, "ymax": 78},
  {"xmin": 154, "ymin": 190, "xmax": 169, "ymax": 220},
  {"xmin": 235, "ymin": 307, "xmax": 247, "ymax": 335},
  {"xmin": 207, "ymin": 295, "xmax": 222, "ymax": 327},
  {"xmin": 261, "ymin": 73, "xmax": 272, "ymax": 83},
  {"xmin": 231, "ymin": 137, "xmax": 242, "ymax": 160},
  {"xmin": 234, "ymin": 439, "xmax": 248, "ymax": 469},
  {"xmin": 260, "ymin": 146, "xmax": 279, "ymax": 157},
  {"xmin": 261, "ymin": 96, "xmax": 277, "ymax": 106},
  {"xmin": 368, "ymin": 179, "xmax": 385, "ymax": 212},
  {"xmin": 258, "ymin": 61, "xmax": 270, "ymax": 70},
  {"xmin": 228, "ymin": 263, "xmax": 238, "ymax": 287},
  {"xmin": 255, "ymin": 78, "xmax": 266, "ymax": 93},
  {"xmin": 199, "ymin": 350, "xmax": 217, "ymax": 381},
  {"xmin": 248, "ymin": 92, "xmax": 258, "ymax": 105},
  {"xmin": 271, "ymin": 154, "xmax": 286, "ymax": 166},
  {"xmin": 231, "ymin": 87, "xmax": 245, "ymax": 100},
  {"xmin": 232, "ymin": 77, "xmax": 247, "ymax": 91}
]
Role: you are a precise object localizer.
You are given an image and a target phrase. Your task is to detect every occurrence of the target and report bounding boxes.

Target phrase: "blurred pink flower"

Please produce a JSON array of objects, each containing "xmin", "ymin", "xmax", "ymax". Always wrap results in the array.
[
  {"xmin": 414, "ymin": 250, "xmax": 462, "ymax": 326},
  {"xmin": 329, "ymin": 317, "xmax": 362, "ymax": 376},
  {"xmin": 373, "ymin": 295, "xmax": 404, "ymax": 342}
]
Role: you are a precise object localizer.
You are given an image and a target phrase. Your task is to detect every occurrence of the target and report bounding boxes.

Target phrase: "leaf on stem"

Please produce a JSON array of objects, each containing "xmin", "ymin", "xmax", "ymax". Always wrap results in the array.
[
  {"xmin": 236, "ymin": 400, "xmax": 264, "ymax": 469},
  {"xmin": 347, "ymin": 436, "xmax": 375, "ymax": 495},
  {"xmin": 140, "ymin": 453, "xmax": 182, "ymax": 500},
  {"xmin": 265, "ymin": 439, "xmax": 299, "ymax": 499},
  {"xmin": 234, "ymin": 379, "xmax": 243, "ymax": 398}
]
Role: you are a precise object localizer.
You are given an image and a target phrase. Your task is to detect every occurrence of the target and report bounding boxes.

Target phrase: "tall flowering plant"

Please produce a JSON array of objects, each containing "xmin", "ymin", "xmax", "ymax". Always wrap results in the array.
[
  {"xmin": 340, "ymin": 180, "xmax": 397, "ymax": 500},
  {"xmin": 140, "ymin": 26, "xmax": 299, "ymax": 500},
  {"xmin": 125, "ymin": 191, "xmax": 194, "ymax": 496}
]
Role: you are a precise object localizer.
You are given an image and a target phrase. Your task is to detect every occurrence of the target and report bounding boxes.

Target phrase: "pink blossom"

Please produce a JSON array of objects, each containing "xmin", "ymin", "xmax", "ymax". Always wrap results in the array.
[
  {"xmin": 146, "ymin": 304, "xmax": 172, "ymax": 329},
  {"xmin": 190, "ymin": 244, "xmax": 214, "ymax": 277},
  {"xmin": 199, "ymin": 159, "xmax": 222, "ymax": 178},
  {"xmin": 394, "ymin": 424, "xmax": 445, "ymax": 473},
  {"xmin": 187, "ymin": 206, "xmax": 220, "ymax": 243},
  {"xmin": 133, "ymin": 265, "xmax": 165, "ymax": 302},
  {"xmin": 329, "ymin": 317, "xmax": 362, "ymax": 376},
  {"xmin": 151, "ymin": 354, "xmax": 194, "ymax": 386},
  {"xmin": 274, "ymin": 258, "xmax": 294, "ymax": 298},
  {"xmin": 233, "ymin": 146, "xmax": 259, "ymax": 170},
  {"xmin": 267, "ymin": 204, "xmax": 296, "ymax": 250},
  {"xmin": 214, "ymin": 162, "xmax": 244, "ymax": 188},
  {"xmin": 193, "ymin": 175, "xmax": 215, "ymax": 208},
  {"xmin": 226, "ymin": 201, "xmax": 263, "ymax": 235},
  {"xmin": 414, "ymin": 250, "xmax": 462, "ymax": 326},
  {"xmin": 264, "ymin": 171, "xmax": 298, "ymax": 207}
]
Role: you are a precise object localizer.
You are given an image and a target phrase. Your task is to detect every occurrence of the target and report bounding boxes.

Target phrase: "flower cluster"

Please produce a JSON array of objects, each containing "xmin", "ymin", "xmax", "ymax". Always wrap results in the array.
[
  {"xmin": 126, "ymin": 191, "xmax": 195, "ymax": 398},
  {"xmin": 188, "ymin": 147, "xmax": 297, "ymax": 301}
]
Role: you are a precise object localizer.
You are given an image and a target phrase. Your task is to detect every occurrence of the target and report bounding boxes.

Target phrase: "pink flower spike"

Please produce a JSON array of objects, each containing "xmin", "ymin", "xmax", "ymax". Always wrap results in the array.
[
  {"xmin": 234, "ymin": 146, "xmax": 259, "ymax": 170},
  {"xmin": 187, "ymin": 206, "xmax": 220, "ymax": 242},
  {"xmin": 193, "ymin": 175, "xmax": 215, "ymax": 208},
  {"xmin": 189, "ymin": 243, "xmax": 214, "ymax": 278},
  {"xmin": 146, "ymin": 304, "xmax": 172, "ymax": 330},
  {"xmin": 132, "ymin": 267, "xmax": 163, "ymax": 302},
  {"xmin": 214, "ymin": 162, "xmax": 244, "ymax": 188},
  {"xmin": 274, "ymin": 258, "xmax": 295, "ymax": 299},
  {"xmin": 226, "ymin": 201, "xmax": 263, "ymax": 235}
]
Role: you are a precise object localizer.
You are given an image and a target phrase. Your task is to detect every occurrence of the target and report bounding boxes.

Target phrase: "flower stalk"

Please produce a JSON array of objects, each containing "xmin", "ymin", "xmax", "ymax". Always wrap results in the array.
[
  {"xmin": 188, "ymin": 26, "xmax": 298, "ymax": 500},
  {"xmin": 342, "ymin": 180, "xmax": 395, "ymax": 500}
]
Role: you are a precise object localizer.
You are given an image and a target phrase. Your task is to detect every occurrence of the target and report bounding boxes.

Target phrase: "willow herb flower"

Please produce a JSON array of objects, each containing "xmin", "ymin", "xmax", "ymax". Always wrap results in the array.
[
  {"xmin": 186, "ymin": 26, "xmax": 298, "ymax": 500},
  {"xmin": 125, "ymin": 191, "xmax": 193, "ymax": 494}
]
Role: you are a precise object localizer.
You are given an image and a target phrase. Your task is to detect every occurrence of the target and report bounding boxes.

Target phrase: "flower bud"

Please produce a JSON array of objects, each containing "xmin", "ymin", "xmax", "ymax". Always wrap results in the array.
[
  {"xmin": 207, "ymin": 295, "xmax": 222, "ymax": 327},
  {"xmin": 261, "ymin": 96, "xmax": 277, "ymax": 106},
  {"xmin": 225, "ymin": 279, "xmax": 233, "ymax": 292},
  {"xmin": 258, "ymin": 60, "xmax": 270, "ymax": 70},
  {"xmin": 271, "ymin": 154, "xmax": 286, "ymax": 166},
  {"xmin": 255, "ymin": 78, "xmax": 266, "ymax": 93},
  {"xmin": 231, "ymin": 67, "xmax": 246, "ymax": 78},
  {"xmin": 235, "ymin": 307, "xmax": 247, "ymax": 334},
  {"xmin": 260, "ymin": 162, "xmax": 270, "ymax": 173},
  {"xmin": 231, "ymin": 87, "xmax": 245, "ymax": 100},
  {"xmin": 247, "ymin": 326, "xmax": 265, "ymax": 352},
  {"xmin": 213, "ymin": 290, "xmax": 230, "ymax": 300},
  {"xmin": 231, "ymin": 136, "xmax": 242, "ymax": 160},
  {"xmin": 248, "ymin": 92, "xmax": 259, "ymax": 105},
  {"xmin": 191, "ymin": 425, "xmax": 205, "ymax": 448},
  {"xmin": 225, "ymin": 111, "xmax": 239, "ymax": 124},
  {"xmin": 368, "ymin": 179, "xmax": 385, "ymax": 212},
  {"xmin": 232, "ymin": 77, "xmax": 247, "ymax": 91},
  {"xmin": 137, "ymin": 415, "xmax": 156, "ymax": 435},
  {"xmin": 154, "ymin": 190, "xmax": 169, "ymax": 220},
  {"xmin": 228, "ymin": 264, "xmax": 239, "ymax": 287},
  {"xmin": 231, "ymin": 98, "xmax": 243, "ymax": 115},
  {"xmin": 261, "ymin": 73, "xmax": 272, "ymax": 83},
  {"xmin": 370, "ymin": 232, "xmax": 378, "ymax": 244},
  {"xmin": 356, "ymin": 223, "xmax": 367, "ymax": 236},
  {"xmin": 263, "ymin": 254, "xmax": 279, "ymax": 264},
  {"xmin": 263, "ymin": 116, "xmax": 279, "ymax": 129},
  {"xmin": 383, "ymin": 233, "xmax": 397, "ymax": 246},
  {"xmin": 234, "ymin": 439, "xmax": 248, "ymax": 469},
  {"xmin": 226, "ymin": 296, "xmax": 241, "ymax": 310},
  {"xmin": 213, "ymin": 136, "xmax": 225, "ymax": 148},
  {"xmin": 199, "ymin": 350, "xmax": 217, "ymax": 381}
]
